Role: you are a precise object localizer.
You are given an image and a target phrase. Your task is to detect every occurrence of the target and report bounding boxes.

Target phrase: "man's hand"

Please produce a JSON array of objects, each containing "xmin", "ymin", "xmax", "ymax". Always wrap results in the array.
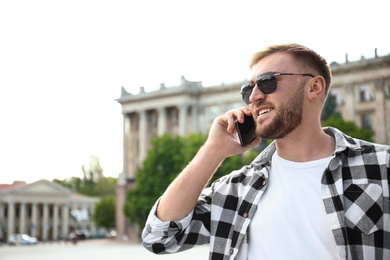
[{"xmin": 205, "ymin": 106, "xmax": 261, "ymax": 158}]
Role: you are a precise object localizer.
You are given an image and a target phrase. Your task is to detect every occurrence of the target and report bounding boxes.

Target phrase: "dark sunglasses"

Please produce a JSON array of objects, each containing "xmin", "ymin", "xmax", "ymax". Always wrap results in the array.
[{"xmin": 240, "ymin": 72, "xmax": 315, "ymax": 104}]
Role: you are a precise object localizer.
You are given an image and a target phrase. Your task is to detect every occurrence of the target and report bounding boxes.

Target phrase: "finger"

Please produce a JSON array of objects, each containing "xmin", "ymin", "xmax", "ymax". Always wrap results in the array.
[
  {"xmin": 234, "ymin": 108, "xmax": 249, "ymax": 124},
  {"xmin": 225, "ymin": 114, "xmax": 237, "ymax": 133},
  {"xmin": 242, "ymin": 106, "xmax": 252, "ymax": 116}
]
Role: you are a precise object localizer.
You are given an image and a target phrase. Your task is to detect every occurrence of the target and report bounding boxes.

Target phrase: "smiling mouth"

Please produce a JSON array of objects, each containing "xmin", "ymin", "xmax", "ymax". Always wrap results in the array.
[{"xmin": 258, "ymin": 108, "xmax": 274, "ymax": 116}]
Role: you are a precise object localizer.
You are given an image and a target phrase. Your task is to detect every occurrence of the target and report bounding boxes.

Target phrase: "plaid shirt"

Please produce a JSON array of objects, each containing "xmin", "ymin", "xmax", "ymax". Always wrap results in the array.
[{"xmin": 142, "ymin": 127, "xmax": 390, "ymax": 260}]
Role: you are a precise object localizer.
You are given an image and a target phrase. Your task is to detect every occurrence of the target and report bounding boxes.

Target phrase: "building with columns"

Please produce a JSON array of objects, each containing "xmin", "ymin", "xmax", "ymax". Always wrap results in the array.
[
  {"xmin": 0, "ymin": 180, "xmax": 99, "ymax": 243},
  {"xmin": 116, "ymin": 51, "xmax": 390, "ymax": 238}
]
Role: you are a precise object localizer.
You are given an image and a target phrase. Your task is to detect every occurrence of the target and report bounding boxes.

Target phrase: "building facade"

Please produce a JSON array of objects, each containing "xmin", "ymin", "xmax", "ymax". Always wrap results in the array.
[
  {"xmin": 0, "ymin": 180, "xmax": 99, "ymax": 242},
  {"xmin": 116, "ymin": 53, "xmax": 390, "ymax": 238},
  {"xmin": 330, "ymin": 53, "xmax": 390, "ymax": 145}
]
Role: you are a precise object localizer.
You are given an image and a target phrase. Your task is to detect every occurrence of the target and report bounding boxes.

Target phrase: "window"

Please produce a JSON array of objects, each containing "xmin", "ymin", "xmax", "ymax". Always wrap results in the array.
[
  {"xmin": 359, "ymin": 84, "xmax": 375, "ymax": 102},
  {"xmin": 330, "ymin": 90, "xmax": 345, "ymax": 105},
  {"xmin": 361, "ymin": 113, "xmax": 372, "ymax": 129}
]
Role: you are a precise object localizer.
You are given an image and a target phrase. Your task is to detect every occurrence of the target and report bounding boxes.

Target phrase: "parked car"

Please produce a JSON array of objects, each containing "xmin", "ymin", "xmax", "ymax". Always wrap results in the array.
[
  {"xmin": 8, "ymin": 234, "xmax": 38, "ymax": 245},
  {"xmin": 105, "ymin": 230, "xmax": 117, "ymax": 239},
  {"xmin": 75, "ymin": 230, "xmax": 90, "ymax": 240}
]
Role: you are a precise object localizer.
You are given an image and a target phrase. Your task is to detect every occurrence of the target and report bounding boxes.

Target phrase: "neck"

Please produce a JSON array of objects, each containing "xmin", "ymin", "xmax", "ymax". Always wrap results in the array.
[{"xmin": 275, "ymin": 125, "xmax": 335, "ymax": 162}]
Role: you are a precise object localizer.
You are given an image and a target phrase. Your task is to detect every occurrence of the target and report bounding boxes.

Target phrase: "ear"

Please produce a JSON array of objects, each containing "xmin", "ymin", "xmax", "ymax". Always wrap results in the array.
[{"xmin": 307, "ymin": 76, "xmax": 326, "ymax": 101}]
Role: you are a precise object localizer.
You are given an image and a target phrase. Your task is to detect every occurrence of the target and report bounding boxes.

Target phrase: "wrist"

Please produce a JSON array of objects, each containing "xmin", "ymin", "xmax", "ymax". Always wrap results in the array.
[{"xmin": 200, "ymin": 142, "xmax": 228, "ymax": 163}]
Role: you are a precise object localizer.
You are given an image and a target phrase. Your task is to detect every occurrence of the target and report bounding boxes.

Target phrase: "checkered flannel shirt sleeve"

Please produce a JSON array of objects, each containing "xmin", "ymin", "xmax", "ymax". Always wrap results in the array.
[{"xmin": 141, "ymin": 190, "xmax": 213, "ymax": 255}]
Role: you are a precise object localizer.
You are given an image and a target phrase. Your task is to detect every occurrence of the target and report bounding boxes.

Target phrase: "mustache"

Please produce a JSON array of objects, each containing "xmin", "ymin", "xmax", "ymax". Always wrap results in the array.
[{"xmin": 252, "ymin": 100, "xmax": 274, "ymax": 108}]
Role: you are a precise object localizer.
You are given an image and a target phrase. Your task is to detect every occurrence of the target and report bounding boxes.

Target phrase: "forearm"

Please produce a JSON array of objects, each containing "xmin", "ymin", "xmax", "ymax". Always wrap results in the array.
[{"xmin": 156, "ymin": 143, "xmax": 225, "ymax": 221}]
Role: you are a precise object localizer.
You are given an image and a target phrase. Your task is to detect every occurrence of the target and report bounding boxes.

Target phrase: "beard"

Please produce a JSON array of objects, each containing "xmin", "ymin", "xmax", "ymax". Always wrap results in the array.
[{"xmin": 256, "ymin": 82, "xmax": 305, "ymax": 139}]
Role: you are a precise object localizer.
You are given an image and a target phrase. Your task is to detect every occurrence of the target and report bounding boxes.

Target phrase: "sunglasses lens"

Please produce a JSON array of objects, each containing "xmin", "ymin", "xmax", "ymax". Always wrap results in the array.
[
  {"xmin": 240, "ymin": 74, "xmax": 277, "ymax": 104},
  {"xmin": 241, "ymin": 84, "xmax": 253, "ymax": 104},
  {"xmin": 258, "ymin": 78, "xmax": 277, "ymax": 94}
]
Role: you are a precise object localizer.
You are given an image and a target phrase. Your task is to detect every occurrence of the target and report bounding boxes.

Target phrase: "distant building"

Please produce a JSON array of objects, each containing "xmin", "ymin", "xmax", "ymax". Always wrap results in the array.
[
  {"xmin": 0, "ymin": 180, "xmax": 99, "ymax": 242},
  {"xmin": 116, "ymin": 52, "xmax": 390, "ymax": 239},
  {"xmin": 329, "ymin": 52, "xmax": 390, "ymax": 145}
]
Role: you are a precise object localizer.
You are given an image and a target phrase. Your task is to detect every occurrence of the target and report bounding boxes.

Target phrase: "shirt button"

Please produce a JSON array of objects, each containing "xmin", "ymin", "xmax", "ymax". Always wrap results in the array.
[
  {"xmin": 229, "ymin": 248, "xmax": 234, "ymax": 255},
  {"xmin": 243, "ymin": 212, "xmax": 248, "ymax": 218}
]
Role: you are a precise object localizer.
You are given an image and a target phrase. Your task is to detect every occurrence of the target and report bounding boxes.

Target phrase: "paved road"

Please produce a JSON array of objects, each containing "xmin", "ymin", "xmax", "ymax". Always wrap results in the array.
[{"xmin": 0, "ymin": 239, "xmax": 209, "ymax": 260}]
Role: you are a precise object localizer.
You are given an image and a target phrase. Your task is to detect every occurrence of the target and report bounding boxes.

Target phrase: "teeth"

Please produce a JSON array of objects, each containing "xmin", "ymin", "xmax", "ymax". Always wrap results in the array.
[{"xmin": 259, "ymin": 108, "xmax": 273, "ymax": 116}]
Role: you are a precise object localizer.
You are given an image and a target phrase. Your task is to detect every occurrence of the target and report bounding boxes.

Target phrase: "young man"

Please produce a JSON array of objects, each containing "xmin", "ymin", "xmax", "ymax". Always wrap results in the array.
[{"xmin": 141, "ymin": 43, "xmax": 390, "ymax": 259}]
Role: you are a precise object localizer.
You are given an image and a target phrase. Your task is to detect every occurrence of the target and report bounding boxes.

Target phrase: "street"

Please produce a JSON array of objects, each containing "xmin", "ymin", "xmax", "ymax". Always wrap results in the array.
[{"xmin": 0, "ymin": 239, "xmax": 209, "ymax": 260}]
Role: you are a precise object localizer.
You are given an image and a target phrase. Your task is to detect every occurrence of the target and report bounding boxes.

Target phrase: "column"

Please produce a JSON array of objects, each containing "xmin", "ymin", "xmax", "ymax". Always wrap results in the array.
[
  {"xmin": 7, "ymin": 202, "xmax": 15, "ymax": 236},
  {"xmin": 61, "ymin": 204, "xmax": 69, "ymax": 238},
  {"xmin": 81, "ymin": 204, "xmax": 88, "ymax": 230},
  {"xmin": 342, "ymin": 84, "xmax": 355, "ymax": 121},
  {"xmin": 19, "ymin": 203, "xmax": 26, "ymax": 234},
  {"xmin": 192, "ymin": 104, "xmax": 200, "ymax": 132},
  {"xmin": 179, "ymin": 105, "xmax": 188, "ymax": 136},
  {"xmin": 53, "ymin": 204, "xmax": 59, "ymax": 240},
  {"xmin": 71, "ymin": 204, "xmax": 78, "ymax": 230},
  {"xmin": 139, "ymin": 110, "xmax": 147, "ymax": 162},
  {"xmin": 0, "ymin": 203, "xmax": 4, "ymax": 240},
  {"xmin": 374, "ymin": 80, "xmax": 388, "ymax": 144},
  {"xmin": 30, "ymin": 203, "xmax": 38, "ymax": 237},
  {"xmin": 42, "ymin": 203, "xmax": 49, "ymax": 241},
  {"xmin": 158, "ymin": 107, "xmax": 167, "ymax": 135},
  {"xmin": 122, "ymin": 115, "xmax": 130, "ymax": 180},
  {"xmin": 89, "ymin": 205, "xmax": 96, "ymax": 235}
]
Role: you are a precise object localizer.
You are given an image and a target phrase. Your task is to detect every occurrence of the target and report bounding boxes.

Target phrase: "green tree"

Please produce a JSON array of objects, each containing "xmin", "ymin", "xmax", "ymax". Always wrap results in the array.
[
  {"xmin": 322, "ymin": 114, "xmax": 374, "ymax": 142},
  {"xmin": 80, "ymin": 156, "xmax": 104, "ymax": 195},
  {"xmin": 54, "ymin": 157, "xmax": 117, "ymax": 197},
  {"xmin": 321, "ymin": 94, "xmax": 341, "ymax": 121},
  {"xmin": 54, "ymin": 175, "xmax": 117, "ymax": 197},
  {"xmin": 94, "ymin": 177, "xmax": 117, "ymax": 197},
  {"xmin": 53, "ymin": 177, "xmax": 83, "ymax": 192},
  {"xmin": 124, "ymin": 134, "xmax": 200, "ymax": 229},
  {"xmin": 93, "ymin": 195, "xmax": 116, "ymax": 229}
]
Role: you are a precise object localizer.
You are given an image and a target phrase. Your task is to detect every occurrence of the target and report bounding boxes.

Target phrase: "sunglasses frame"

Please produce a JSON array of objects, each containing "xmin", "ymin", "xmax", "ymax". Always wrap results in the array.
[{"xmin": 240, "ymin": 72, "xmax": 315, "ymax": 104}]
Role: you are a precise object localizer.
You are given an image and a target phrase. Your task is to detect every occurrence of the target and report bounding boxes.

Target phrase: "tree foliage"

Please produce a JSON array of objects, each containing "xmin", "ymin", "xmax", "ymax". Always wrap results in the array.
[
  {"xmin": 124, "ymin": 134, "xmax": 202, "ymax": 229},
  {"xmin": 322, "ymin": 114, "xmax": 374, "ymax": 142},
  {"xmin": 82, "ymin": 156, "xmax": 104, "ymax": 182},
  {"xmin": 53, "ymin": 156, "xmax": 117, "ymax": 197},
  {"xmin": 321, "ymin": 94, "xmax": 341, "ymax": 121},
  {"xmin": 53, "ymin": 175, "xmax": 117, "ymax": 197},
  {"xmin": 92, "ymin": 195, "xmax": 116, "ymax": 229}
]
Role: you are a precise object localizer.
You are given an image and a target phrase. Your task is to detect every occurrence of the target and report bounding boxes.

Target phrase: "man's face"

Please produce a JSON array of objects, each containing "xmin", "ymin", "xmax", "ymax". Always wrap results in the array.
[{"xmin": 248, "ymin": 53, "xmax": 308, "ymax": 139}]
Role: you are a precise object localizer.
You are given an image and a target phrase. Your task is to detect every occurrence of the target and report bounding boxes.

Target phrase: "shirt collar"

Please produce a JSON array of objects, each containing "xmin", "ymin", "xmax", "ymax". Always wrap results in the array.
[
  {"xmin": 252, "ymin": 126, "xmax": 364, "ymax": 167},
  {"xmin": 323, "ymin": 127, "xmax": 364, "ymax": 153}
]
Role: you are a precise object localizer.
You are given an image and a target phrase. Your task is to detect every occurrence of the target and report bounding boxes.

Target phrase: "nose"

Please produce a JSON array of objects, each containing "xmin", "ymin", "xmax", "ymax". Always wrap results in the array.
[{"xmin": 249, "ymin": 84, "xmax": 266, "ymax": 104}]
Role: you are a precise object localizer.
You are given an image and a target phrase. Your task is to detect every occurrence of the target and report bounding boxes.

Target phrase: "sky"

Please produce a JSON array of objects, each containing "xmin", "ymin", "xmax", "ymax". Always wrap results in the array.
[{"xmin": 1, "ymin": 0, "xmax": 389, "ymax": 184}]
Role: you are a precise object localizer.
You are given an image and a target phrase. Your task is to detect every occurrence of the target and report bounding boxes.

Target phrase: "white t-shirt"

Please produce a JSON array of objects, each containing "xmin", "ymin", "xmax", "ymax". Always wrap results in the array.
[{"xmin": 248, "ymin": 152, "xmax": 339, "ymax": 260}]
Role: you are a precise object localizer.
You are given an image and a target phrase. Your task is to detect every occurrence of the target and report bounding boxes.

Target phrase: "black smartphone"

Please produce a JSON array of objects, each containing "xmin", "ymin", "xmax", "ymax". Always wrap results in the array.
[{"xmin": 235, "ymin": 114, "xmax": 257, "ymax": 147}]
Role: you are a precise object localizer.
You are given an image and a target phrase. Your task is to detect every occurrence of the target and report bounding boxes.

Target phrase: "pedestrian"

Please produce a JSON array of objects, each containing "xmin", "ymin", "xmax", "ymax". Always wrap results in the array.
[{"xmin": 141, "ymin": 43, "xmax": 390, "ymax": 259}]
